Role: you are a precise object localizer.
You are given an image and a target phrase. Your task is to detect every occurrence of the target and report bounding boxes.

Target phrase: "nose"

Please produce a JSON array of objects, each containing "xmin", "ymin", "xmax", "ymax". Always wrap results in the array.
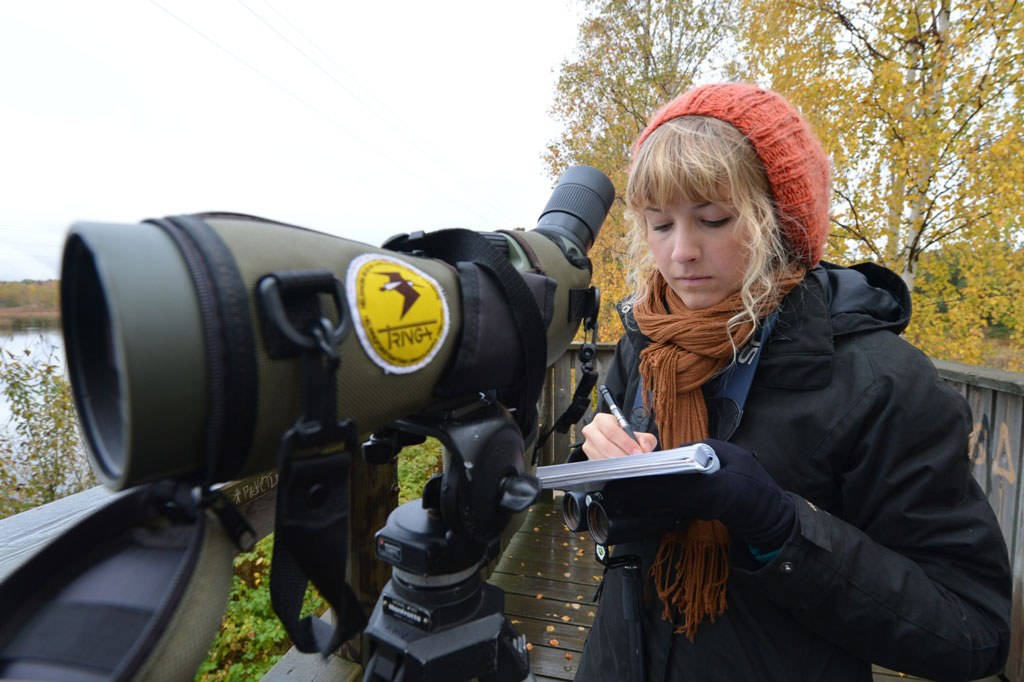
[{"xmin": 671, "ymin": 225, "xmax": 700, "ymax": 262}]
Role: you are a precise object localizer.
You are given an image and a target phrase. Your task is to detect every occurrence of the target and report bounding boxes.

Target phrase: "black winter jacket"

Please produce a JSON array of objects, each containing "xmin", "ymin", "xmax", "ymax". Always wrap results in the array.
[{"xmin": 573, "ymin": 263, "xmax": 1012, "ymax": 682}]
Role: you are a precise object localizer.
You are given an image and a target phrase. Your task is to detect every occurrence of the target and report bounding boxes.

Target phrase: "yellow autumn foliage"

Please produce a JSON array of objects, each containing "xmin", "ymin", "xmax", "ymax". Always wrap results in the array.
[{"xmin": 549, "ymin": 0, "xmax": 1023, "ymax": 369}]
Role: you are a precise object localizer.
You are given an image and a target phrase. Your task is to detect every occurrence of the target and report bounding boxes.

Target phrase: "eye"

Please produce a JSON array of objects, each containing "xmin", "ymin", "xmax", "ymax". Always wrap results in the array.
[
  {"xmin": 702, "ymin": 216, "xmax": 733, "ymax": 228},
  {"xmin": 651, "ymin": 222, "xmax": 673, "ymax": 232}
]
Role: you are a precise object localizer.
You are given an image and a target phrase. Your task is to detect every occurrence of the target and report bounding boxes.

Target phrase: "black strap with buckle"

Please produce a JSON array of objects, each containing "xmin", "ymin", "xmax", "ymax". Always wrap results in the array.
[
  {"xmin": 258, "ymin": 270, "xmax": 367, "ymax": 655},
  {"xmin": 592, "ymin": 546, "xmax": 646, "ymax": 682},
  {"xmin": 532, "ymin": 287, "xmax": 601, "ymax": 464}
]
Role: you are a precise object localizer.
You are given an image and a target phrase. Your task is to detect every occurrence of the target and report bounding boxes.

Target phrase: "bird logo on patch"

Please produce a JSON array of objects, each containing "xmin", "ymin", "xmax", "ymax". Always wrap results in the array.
[
  {"xmin": 379, "ymin": 272, "xmax": 420, "ymax": 317},
  {"xmin": 347, "ymin": 254, "xmax": 449, "ymax": 374}
]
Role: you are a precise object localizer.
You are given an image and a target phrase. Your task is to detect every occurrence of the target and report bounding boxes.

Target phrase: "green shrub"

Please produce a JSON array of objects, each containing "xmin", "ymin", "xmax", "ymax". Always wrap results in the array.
[
  {"xmin": 397, "ymin": 438, "xmax": 444, "ymax": 504},
  {"xmin": 195, "ymin": 535, "xmax": 326, "ymax": 681},
  {"xmin": 0, "ymin": 344, "xmax": 95, "ymax": 519}
]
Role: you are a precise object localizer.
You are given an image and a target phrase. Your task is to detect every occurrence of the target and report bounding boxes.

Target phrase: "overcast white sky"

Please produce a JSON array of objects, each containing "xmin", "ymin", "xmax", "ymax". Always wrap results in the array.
[{"xmin": 0, "ymin": 1, "xmax": 584, "ymax": 281}]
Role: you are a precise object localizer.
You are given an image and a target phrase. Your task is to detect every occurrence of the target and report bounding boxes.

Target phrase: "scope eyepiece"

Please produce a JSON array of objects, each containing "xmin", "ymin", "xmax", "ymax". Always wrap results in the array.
[{"xmin": 535, "ymin": 165, "xmax": 615, "ymax": 256}]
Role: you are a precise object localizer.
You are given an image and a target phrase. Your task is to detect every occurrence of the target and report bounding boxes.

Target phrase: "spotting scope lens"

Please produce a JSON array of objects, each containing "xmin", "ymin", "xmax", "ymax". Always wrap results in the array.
[{"xmin": 62, "ymin": 237, "xmax": 123, "ymax": 479}]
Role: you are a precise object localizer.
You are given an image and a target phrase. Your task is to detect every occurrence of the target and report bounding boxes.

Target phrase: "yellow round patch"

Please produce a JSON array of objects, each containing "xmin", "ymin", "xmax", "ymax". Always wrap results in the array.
[{"xmin": 346, "ymin": 254, "xmax": 449, "ymax": 374}]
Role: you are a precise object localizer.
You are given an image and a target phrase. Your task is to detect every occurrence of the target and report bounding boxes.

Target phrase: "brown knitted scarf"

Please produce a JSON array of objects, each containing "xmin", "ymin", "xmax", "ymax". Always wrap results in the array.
[{"xmin": 633, "ymin": 268, "xmax": 804, "ymax": 640}]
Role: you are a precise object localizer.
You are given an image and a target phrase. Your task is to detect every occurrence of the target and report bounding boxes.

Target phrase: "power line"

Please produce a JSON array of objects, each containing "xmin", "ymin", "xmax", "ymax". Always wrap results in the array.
[
  {"xmin": 147, "ymin": 0, "xmax": 506, "ymax": 231},
  {"xmin": 237, "ymin": 0, "xmax": 518, "ymax": 221},
  {"xmin": 235, "ymin": 0, "xmax": 382, "ymax": 126}
]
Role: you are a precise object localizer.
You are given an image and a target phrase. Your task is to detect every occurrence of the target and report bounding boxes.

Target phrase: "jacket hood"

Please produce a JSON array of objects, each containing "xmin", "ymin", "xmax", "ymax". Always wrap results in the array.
[
  {"xmin": 813, "ymin": 261, "xmax": 911, "ymax": 336},
  {"xmin": 758, "ymin": 261, "xmax": 911, "ymax": 391}
]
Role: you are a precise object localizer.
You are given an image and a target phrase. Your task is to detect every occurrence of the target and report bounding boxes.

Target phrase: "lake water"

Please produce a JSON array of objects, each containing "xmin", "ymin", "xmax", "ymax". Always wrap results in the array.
[{"xmin": 0, "ymin": 329, "xmax": 65, "ymax": 430}]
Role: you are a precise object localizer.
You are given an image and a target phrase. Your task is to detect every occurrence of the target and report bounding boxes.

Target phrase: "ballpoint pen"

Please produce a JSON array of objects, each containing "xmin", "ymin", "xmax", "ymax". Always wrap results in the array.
[{"xmin": 598, "ymin": 384, "xmax": 644, "ymax": 449}]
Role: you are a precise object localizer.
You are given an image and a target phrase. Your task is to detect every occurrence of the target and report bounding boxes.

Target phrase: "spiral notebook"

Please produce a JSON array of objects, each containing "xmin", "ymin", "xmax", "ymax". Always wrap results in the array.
[{"xmin": 536, "ymin": 443, "xmax": 720, "ymax": 492}]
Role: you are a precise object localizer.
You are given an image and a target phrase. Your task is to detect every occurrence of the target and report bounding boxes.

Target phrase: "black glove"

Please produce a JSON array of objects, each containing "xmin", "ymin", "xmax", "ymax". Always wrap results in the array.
[{"xmin": 604, "ymin": 439, "xmax": 795, "ymax": 550}]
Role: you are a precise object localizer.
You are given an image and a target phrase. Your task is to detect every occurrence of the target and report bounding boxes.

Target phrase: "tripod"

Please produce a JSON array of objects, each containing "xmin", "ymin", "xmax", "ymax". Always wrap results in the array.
[{"xmin": 361, "ymin": 400, "xmax": 540, "ymax": 682}]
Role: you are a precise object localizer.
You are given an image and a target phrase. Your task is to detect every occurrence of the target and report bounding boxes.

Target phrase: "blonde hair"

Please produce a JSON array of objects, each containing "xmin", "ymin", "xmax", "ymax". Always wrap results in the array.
[{"xmin": 624, "ymin": 116, "xmax": 797, "ymax": 341}]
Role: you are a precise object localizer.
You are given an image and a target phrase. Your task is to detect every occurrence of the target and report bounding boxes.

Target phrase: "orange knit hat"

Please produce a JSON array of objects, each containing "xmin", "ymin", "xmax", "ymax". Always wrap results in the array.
[{"xmin": 634, "ymin": 83, "xmax": 832, "ymax": 267}]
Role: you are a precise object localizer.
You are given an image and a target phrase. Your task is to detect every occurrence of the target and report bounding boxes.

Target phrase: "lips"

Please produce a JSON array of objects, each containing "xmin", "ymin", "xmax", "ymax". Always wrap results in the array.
[{"xmin": 675, "ymin": 276, "xmax": 711, "ymax": 286}]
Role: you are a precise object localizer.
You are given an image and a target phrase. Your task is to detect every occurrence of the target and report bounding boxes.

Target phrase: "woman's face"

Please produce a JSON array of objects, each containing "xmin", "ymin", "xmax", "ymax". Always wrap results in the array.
[{"xmin": 644, "ymin": 198, "xmax": 748, "ymax": 310}]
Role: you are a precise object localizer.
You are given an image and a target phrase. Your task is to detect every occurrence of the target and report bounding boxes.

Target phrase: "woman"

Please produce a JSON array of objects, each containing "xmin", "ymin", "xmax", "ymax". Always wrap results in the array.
[{"xmin": 574, "ymin": 83, "xmax": 1011, "ymax": 682}]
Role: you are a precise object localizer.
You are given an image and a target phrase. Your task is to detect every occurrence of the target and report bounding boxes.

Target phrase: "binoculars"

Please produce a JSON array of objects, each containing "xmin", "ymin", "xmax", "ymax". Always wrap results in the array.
[{"xmin": 562, "ymin": 489, "xmax": 686, "ymax": 546}]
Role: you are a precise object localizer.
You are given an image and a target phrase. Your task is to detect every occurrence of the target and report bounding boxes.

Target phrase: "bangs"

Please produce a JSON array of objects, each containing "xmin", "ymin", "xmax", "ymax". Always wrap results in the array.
[{"xmin": 627, "ymin": 116, "xmax": 754, "ymax": 211}]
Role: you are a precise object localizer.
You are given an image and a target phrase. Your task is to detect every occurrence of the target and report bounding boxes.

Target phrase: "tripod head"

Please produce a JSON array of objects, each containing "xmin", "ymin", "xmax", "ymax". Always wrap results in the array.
[{"xmin": 363, "ymin": 400, "xmax": 539, "ymax": 682}]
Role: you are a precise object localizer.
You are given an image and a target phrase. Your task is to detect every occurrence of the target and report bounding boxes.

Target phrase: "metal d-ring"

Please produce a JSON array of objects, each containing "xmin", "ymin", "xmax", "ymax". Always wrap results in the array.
[{"xmin": 258, "ymin": 269, "xmax": 350, "ymax": 355}]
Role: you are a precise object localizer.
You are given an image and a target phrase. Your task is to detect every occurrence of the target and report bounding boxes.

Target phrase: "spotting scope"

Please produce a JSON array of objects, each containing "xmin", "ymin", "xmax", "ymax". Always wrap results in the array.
[{"xmin": 59, "ymin": 165, "xmax": 615, "ymax": 490}]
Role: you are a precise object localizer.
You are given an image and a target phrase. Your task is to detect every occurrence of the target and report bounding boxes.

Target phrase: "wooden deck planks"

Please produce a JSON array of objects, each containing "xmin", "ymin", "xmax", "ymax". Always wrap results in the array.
[{"xmin": 490, "ymin": 500, "xmax": 600, "ymax": 681}]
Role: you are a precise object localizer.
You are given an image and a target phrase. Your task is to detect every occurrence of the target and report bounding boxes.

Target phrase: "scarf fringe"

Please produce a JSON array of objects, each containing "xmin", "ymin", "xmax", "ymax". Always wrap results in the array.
[
  {"xmin": 635, "ymin": 267, "xmax": 805, "ymax": 639},
  {"xmin": 649, "ymin": 520, "xmax": 730, "ymax": 641}
]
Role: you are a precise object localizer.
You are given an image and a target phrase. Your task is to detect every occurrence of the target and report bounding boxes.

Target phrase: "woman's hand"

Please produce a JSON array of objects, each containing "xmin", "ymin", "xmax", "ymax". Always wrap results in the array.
[{"xmin": 580, "ymin": 413, "xmax": 658, "ymax": 459}]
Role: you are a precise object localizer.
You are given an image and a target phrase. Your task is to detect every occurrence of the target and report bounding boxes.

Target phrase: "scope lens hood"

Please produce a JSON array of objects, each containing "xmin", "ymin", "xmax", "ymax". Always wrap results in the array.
[{"xmin": 62, "ymin": 223, "xmax": 209, "ymax": 489}]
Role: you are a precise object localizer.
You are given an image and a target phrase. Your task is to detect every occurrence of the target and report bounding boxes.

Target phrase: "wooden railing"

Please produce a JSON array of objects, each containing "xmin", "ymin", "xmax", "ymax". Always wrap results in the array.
[
  {"xmin": 935, "ymin": 358, "xmax": 1024, "ymax": 682},
  {"xmin": 1, "ymin": 346, "xmax": 1021, "ymax": 681}
]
